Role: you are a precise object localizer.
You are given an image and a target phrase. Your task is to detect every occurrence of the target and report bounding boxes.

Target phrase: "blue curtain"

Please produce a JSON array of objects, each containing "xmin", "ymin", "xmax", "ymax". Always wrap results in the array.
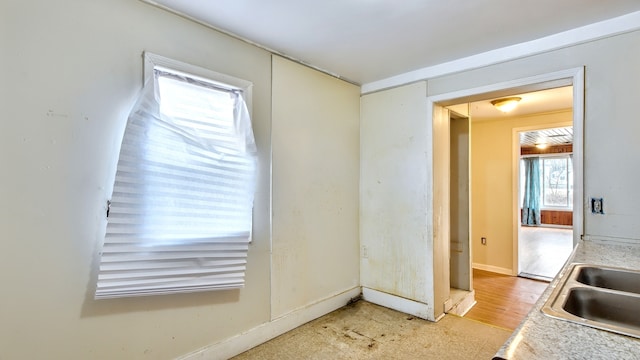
[{"xmin": 522, "ymin": 157, "xmax": 541, "ymax": 225}]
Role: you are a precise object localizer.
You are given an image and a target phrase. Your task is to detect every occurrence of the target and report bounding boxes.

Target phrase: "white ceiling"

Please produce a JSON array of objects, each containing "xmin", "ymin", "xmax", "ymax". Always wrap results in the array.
[{"xmin": 148, "ymin": 0, "xmax": 640, "ymax": 85}]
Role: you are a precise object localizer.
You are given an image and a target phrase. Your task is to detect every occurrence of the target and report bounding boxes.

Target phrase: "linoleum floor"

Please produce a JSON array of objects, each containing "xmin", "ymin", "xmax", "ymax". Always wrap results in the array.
[{"xmin": 232, "ymin": 300, "xmax": 511, "ymax": 359}]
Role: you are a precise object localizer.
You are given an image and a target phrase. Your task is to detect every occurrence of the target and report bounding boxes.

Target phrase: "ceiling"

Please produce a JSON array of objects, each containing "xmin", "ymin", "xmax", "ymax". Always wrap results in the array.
[
  {"xmin": 448, "ymin": 86, "xmax": 574, "ymax": 147},
  {"xmin": 148, "ymin": 0, "xmax": 640, "ymax": 85},
  {"xmin": 520, "ymin": 127, "xmax": 573, "ymax": 148},
  {"xmin": 469, "ymin": 86, "xmax": 573, "ymax": 119}
]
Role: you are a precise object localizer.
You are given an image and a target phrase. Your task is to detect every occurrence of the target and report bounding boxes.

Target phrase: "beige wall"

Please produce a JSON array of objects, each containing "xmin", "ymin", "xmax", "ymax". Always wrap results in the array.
[
  {"xmin": 271, "ymin": 56, "xmax": 360, "ymax": 318},
  {"xmin": 471, "ymin": 111, "xmax": 572, "ymax": 272},
  {"xmin": 0, "ymin": 1, "xmax": 359, "ymax": 359}
]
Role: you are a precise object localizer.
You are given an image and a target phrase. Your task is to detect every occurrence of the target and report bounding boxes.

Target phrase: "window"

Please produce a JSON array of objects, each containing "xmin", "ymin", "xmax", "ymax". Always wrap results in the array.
[
  {"xmin": 520, "ymin": 154, "xmax": 573, "ymax": 210},
  {"xmin": 542, "ymin": 156, "xmax": 573, "ymax": 208},
  {"xmin": 95, "ymin": 53, "xmax": 257, "ymax": 299}
]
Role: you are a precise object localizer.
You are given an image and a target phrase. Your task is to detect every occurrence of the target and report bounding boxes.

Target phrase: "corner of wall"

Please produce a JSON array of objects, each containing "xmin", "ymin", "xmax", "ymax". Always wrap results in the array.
[{"xmin": 179, "ymin": 287, "xmax": 361, "ymax": 360}]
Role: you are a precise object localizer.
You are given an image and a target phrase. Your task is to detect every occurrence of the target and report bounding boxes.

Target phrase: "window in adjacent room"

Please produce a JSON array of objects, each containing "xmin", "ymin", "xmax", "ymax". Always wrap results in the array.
[
  {"xmin": 95, "ymin": 53, "xmax": 257, "ymax": 299},
  {"xmin": 541, "ymin": 155, "xmax": 573, "ymax": 208},
  {"xmin": 519, "ymin": 154, "xmax": 573, "ymax": 210}
]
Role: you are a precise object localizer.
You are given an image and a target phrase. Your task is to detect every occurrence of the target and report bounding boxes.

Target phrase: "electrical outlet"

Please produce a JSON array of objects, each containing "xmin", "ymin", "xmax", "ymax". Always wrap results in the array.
[
  {"xmin": 591, "ymin": 198, "xmax": 604, "ymax": 214},
  {"xmin": 481, "ymin": 237, "xmax": 487, "ymax": 245}
]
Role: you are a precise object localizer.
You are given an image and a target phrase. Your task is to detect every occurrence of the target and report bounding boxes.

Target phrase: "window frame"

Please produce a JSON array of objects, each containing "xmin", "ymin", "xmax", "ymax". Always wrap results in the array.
[
  {"xmin": 144, "ymin": 52, "xmax": 253, "ymax": 115},
  {"xmin": 540, "ymin": 155, "xmax": 573, "ymax": 209},
  {"xmin": 145, "ymin": 52, "xmax": 257, "ymax": 246}
]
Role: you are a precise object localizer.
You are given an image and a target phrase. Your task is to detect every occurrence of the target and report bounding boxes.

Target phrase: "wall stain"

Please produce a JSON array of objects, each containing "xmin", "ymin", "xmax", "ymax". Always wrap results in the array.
[{"xmin": 46, "ymin": 109, "xmax": 69, "ymax": 118}]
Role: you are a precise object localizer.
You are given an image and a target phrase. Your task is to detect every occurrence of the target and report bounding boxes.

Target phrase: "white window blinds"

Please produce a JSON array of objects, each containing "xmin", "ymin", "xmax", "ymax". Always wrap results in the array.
[{"xmin": 96, "ymin": 54, "xmax": 257, "ymax": 299}]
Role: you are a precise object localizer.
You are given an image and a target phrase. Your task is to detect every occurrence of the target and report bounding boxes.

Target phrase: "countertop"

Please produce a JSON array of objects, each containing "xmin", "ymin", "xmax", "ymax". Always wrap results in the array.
[{"xmin": 493, "ymin": 240, "xmax": 640, "ymax": 360}]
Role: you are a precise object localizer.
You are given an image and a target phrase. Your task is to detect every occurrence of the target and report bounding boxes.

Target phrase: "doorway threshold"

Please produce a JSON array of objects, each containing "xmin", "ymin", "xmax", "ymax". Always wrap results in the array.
[
  {"xmin": 446, "ymin": 288, "xmax": 476, "ymax": 316},
  {"xmin": 518, "ymin": 272, "xmax": 552, "ymax": 282}
]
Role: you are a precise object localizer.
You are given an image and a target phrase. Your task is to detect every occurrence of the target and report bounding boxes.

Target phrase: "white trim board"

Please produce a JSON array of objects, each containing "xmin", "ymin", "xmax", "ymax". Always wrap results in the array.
[
  {"xmin": 426, "ymin": 68, "xmax": 581, "ymax": 105},
  {"xmin": 362, "ymin": 11, "xmax": 640, "ymax": 94},
  {"xmin": 362, "ymin": 287, "xmax": 438, "ymax": 322},
  {"xmin": 178, "ymin": 287, "xmax": 361, "ymax": 360}
]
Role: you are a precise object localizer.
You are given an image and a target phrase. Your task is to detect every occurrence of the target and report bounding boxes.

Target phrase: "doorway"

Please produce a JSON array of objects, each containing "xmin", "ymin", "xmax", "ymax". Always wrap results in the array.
[
  {"xmin": 428, "ymin": 68, "xmax": 584, "ymax": 318},
  {"xmin": 517, "ymin": 125, "xmax": 575, "ymax": 281}
]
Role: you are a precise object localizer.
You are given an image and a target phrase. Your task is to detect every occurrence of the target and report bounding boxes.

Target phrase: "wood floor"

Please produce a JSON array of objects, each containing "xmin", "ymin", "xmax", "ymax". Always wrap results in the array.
[{"xmin": 465, "ymin": 269, "xmax": 548, "ymax": 330}]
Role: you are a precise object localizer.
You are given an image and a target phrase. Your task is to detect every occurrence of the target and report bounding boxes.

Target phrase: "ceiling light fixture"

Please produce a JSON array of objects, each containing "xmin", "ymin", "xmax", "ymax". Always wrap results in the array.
[
  {"xmin": 491, "ymin": 97, "xmax": 521, "ymax": 112},
  {"xmin": 535, "ymin": 142, "xmax": 548, "ymax": 149}
]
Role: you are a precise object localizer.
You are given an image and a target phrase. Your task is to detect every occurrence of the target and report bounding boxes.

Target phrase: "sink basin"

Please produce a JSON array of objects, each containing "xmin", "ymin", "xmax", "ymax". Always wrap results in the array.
[
  {"xmin": 563, "ymin": 288, "xmax": 640, "ymax": 334},
  {"xmin": 576, "ymin": 266, "xmax": 640, "ymax": 294},
  {"xmin": 542, "ymin": 263, "xmax": 640, "ymax": 338}
]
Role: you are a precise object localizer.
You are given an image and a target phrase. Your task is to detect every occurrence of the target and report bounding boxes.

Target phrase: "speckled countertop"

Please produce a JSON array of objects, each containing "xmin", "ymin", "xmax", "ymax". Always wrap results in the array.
[{"xmin": 494, "ymin": 240, "xmax": 640, "ymax": 360}]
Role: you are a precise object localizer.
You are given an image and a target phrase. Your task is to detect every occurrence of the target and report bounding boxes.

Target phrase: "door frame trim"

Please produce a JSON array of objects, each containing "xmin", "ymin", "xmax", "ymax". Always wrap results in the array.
[{"xmin": 427, "ymin": 67, "xmax": 584, "ymax": 314}]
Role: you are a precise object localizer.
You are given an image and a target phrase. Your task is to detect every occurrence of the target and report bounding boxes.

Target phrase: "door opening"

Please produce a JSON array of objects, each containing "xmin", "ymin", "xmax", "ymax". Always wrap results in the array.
[
  {"xmin": 517, "ymin": 125, "xmax": 575, "ymax": 281},
  {"xmin": 428, "ymin": 68, "xmax": 584, "ymax": 320}
]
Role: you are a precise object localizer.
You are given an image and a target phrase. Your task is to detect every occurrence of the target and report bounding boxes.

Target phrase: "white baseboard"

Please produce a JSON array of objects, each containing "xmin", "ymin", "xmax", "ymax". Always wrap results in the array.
[
  {"xmin": 472, "ymin": 263, "xmax": 513, "ymax": 276},
  {"xmin": 178, "ymin": 287, "xmax": 361, "ymax": 360},
  {"xmin": 361, "ymin": 287, "xmax": 435, "ymax": 322}
]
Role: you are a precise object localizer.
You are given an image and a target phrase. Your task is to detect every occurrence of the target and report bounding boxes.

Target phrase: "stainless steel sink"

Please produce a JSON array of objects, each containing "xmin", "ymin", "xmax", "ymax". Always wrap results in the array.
[
  {"xmin": 542, "ymin": 263, "xmax": 640, "ymax": 338},
  {"xmin": 575, "ymin": 266, "xmax": 640, "ymax": 294}
]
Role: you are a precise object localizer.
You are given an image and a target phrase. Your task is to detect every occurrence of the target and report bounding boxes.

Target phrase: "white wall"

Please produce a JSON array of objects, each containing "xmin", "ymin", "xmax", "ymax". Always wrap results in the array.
[
  {"xmin": 360, "ymin": 82, "xmax": 435, "ymax": 318},
  {"xmin": 429, "ymin": 30, "xmax": 640, "ymax": 243},
  {"xmin": 360, "ymin": 29, "xmax": 640, "ymax": 320},
  {"xmin": 0, "ymin": 1, "xmax": 359, "ymax": 359},
  {"xmin": 271, "ymin": 56, "xmax": 360, "ymax": 318}
]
